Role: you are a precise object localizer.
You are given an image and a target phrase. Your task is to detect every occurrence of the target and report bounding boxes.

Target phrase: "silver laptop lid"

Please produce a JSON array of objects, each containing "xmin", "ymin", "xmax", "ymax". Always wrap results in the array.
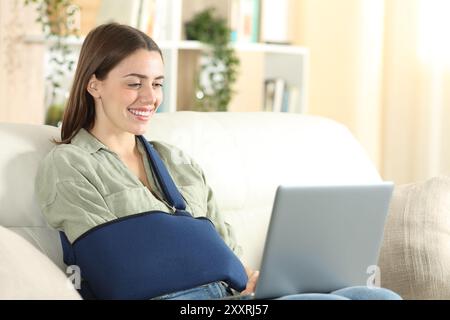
[{"xmin": 254, "ymin": 183, "xmax": 394, "ymax": 299}]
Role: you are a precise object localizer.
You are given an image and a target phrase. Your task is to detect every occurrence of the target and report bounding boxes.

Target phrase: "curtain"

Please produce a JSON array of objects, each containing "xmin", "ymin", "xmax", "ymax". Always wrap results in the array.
[{"xmin": 382, "ymin": 0, "xmax": 450, "ymax": 184}]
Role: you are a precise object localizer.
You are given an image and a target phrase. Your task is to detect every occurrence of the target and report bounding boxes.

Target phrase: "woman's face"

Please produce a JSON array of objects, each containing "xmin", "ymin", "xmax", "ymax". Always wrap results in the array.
[{"xmin": 90, "ymin": 49, "xmax": 164, "ymax": 136}]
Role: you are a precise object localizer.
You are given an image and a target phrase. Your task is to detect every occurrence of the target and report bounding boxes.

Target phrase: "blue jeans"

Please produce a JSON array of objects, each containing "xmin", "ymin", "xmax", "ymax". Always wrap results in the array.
[{"xmin": 150, "ymin": 281, "xmax": 402, "ymax": 300}]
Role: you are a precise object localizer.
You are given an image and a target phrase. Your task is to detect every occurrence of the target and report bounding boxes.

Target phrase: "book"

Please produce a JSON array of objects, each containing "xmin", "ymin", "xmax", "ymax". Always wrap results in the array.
[
  {"xmin": 288, "ymin": 86, "xmax": 300, "ymax": 113},
  {"xmin": 273, "ymin": 78, "xmax": 286, "ymax": 112},
  {"xmin": 260, "ymin": 0, "xmax": 290, "ymax": 44},
  {"xmin": 262, "ymin": 79, "xmax": 302, "ymax": 113},
  {"xmin": 264, "ymin": 78, "xmax": 286, "ymax": 112},
  {"xmin": 230, "ymin": 0, "xmax": 240, "ymax": 42},
  {"xmin": 281, "ymin": 86, "xmax": 289, "ymax": 112},
  {"xmin": 151, "ymin": 0, "xmax": 169, "ymax": 40},
  {"xmin": 263, "ymin": 79, "xmax": 276, "ymax": 111},
  {"xmin": 231, "ymin": 0, "xmax": 260, "ymax": 43},
  {"xmin": 138, "ymin": 0, "xmax": 154, "ymax": 34}
]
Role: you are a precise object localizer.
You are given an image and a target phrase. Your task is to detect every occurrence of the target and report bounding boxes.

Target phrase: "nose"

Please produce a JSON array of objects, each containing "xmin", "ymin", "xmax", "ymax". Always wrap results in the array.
[{"xmin": 139, "ymin": 83, "xmax": 157, "ymax": 106}]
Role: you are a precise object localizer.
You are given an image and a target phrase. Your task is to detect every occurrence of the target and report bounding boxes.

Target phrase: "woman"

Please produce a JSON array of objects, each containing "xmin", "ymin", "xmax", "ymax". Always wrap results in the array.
[{"xmin": 35, "ymin": 23, "xmax": 400, "ymax": 300}]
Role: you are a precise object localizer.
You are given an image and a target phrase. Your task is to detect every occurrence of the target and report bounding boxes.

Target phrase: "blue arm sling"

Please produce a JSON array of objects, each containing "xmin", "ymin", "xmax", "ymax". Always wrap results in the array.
[{"xmin": 59, "ymin": 135, "xmax": 247, "ymax": 299}]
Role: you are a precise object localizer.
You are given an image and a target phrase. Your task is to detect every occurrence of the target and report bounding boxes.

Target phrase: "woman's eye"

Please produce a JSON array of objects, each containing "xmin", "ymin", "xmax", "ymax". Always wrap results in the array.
[{"xmin": 128, "ymin": 83, "xmax": 142, "ymax": 88}]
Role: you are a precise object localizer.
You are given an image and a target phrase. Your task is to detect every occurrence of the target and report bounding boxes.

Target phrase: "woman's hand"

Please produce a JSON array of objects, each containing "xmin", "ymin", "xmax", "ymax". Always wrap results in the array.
[{"xmin": 241, "ymin": 265, "xmax": 260, "ymax": 295}]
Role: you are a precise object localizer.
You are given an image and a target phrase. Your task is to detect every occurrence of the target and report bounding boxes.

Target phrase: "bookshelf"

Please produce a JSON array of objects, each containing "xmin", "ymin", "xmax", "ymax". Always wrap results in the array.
[
  {"xmin": 164, "ymin": 0, "xmax": 309, "ymax": 113},
  {"xmin": 25, "ymin": 0, "xmax": 309, "ymax": 114}
]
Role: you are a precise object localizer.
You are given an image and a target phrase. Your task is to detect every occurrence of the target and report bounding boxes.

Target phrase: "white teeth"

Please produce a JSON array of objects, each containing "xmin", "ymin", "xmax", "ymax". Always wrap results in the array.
[{"xmin": 128, "ymin": 109, "xmax": 151, "ymax": 117}]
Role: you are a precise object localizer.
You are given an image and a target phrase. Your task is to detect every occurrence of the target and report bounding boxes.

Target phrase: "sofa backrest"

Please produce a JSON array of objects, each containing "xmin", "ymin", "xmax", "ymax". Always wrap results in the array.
[
  {"xmin": 0, "ymin": 112, "xmax": 381, "ymax": 270},
  {"xmin": 146, "ymin": 112, "xmax": 381, "ymax": 211}
]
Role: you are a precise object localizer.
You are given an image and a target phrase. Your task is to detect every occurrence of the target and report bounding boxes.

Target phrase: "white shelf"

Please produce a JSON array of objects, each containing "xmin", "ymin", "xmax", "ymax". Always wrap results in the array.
[
  {"xmin": 24, "ymin": 35, "xmax": 308, "ymax": 55},
  {"xmin": 178, "ymin": 40, "xmax": 309, "ymax": 55}
]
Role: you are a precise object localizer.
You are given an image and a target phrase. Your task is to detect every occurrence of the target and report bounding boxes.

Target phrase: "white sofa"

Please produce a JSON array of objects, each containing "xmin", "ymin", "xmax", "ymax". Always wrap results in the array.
[{"xmin": 0, "ymin": 112, "xmax": 383, "ymax": 299}]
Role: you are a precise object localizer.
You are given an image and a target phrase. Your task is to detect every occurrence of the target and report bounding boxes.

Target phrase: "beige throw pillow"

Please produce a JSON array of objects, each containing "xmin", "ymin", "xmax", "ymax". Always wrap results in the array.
[
  {"xmin": 379, "ymin": 176, "xmax": 450, "ymax": 300},
  {"xmin": 0, "ymin": 226, "xmax": 81, "ymax": 300}
]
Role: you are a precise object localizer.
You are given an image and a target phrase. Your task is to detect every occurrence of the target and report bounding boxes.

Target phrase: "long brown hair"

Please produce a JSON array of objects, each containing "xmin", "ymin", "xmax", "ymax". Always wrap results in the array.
[{"xmin": 56, "ymin": 23, "xmax": 162, "ymax": 144}]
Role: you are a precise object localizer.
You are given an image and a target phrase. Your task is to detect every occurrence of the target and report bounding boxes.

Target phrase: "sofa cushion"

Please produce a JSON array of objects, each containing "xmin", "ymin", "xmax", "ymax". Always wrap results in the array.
[
  {"xmin": 379, "ymin": 176, "xmax": 450, "ymax": 299},
  {"xmin": 0, "ymin": 123, "xmax": 64, "ymax": 269},
  {"xmin": 0, "ymin": 226, "xmax": 81, "ymax": 299}
]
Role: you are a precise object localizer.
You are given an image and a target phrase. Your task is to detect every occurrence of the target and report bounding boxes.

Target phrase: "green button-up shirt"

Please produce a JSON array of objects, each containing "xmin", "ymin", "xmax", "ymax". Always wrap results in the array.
[{"xmin": 35, "ymin": 128, "xmax": 241, "ymax": 257}]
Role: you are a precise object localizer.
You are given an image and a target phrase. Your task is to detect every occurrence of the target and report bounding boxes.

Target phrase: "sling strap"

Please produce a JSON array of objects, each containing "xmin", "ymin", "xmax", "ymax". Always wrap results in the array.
[{"xmin": 137, "ymin": 136, "xmax": 186, "ymax": 212}]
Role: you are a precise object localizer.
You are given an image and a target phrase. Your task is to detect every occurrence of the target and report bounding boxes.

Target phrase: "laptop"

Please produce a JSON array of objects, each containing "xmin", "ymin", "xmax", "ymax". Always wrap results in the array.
[{"xmin": 224, "ymin": 182, "xmax": 394, "ymax": 300}]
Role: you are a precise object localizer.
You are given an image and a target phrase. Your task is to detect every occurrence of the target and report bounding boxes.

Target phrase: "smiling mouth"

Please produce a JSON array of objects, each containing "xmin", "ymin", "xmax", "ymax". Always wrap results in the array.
[{"xmin": 127, "ymin": 107, "xmax": 153, "ymax": 119}]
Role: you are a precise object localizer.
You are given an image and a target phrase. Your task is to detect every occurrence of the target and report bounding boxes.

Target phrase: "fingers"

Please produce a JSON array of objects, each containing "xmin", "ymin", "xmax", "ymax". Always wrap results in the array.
[{"xmin": 241, "ymin": 270, "xmax": 260, "ymax": 295}]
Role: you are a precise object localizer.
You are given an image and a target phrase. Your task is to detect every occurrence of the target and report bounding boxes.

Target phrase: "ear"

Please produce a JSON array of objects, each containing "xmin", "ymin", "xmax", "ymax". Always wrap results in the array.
[{"xmin": 86, "ymin": 74, "xmax": 101, "ymax": 99}]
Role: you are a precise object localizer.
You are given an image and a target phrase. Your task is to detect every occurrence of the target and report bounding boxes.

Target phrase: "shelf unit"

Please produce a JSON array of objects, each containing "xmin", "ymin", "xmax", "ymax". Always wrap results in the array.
[
  {"xmin": 159, "ymin": 0, "xmax": 309, "ymax": 113},
  {"xmin": 25, "ymin": 0, "xmax": 309, "ymax": 114},
  {"xmin": 163, "ymin": 41, "xmax": 309, "ymax": 114}
]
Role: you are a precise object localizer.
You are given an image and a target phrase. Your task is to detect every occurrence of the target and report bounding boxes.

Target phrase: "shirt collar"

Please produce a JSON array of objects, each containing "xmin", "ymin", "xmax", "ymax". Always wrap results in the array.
[
  {"xmin": 71, "ymin": 128, "xmax": 110, "ymax": 154},
  {"xmin": 136, "ymin": 137, "xmax": 147, "ymax": 157}
]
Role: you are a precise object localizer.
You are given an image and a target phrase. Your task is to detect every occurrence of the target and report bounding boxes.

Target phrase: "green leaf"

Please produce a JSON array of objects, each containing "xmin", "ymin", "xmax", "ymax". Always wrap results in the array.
[{"xmin": 186, "ymin": 7, "xmax": 240, "ymax": 112}]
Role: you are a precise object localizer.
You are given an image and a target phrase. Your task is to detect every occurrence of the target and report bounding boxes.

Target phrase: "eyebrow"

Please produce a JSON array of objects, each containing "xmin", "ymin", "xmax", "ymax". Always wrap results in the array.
[{"xmin": 122, "ymin": 73, "xmax": 164, "ymax": 80}]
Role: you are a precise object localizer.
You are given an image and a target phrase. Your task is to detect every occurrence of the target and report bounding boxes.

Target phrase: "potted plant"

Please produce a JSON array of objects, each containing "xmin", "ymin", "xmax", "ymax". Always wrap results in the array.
[
  {"xmin": 23, "ymin": 0, "xmax": 80, "ymax": 126},
  {"xmin": 185, "ymin": 8, "xmax": 240, "ymax": 112}
]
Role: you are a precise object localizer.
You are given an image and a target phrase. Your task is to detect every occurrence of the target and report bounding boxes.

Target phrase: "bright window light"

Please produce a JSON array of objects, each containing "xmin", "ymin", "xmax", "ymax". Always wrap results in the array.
[{"xmin": 417, "ymin": 0, "xmax": 450, "ymax": 67}]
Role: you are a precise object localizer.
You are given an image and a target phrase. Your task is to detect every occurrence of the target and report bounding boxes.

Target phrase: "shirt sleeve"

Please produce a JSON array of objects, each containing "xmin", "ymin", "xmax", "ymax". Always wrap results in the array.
[{"xmin": 35, "ymin": 149, "xmax": 116, "ymax": 243}]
